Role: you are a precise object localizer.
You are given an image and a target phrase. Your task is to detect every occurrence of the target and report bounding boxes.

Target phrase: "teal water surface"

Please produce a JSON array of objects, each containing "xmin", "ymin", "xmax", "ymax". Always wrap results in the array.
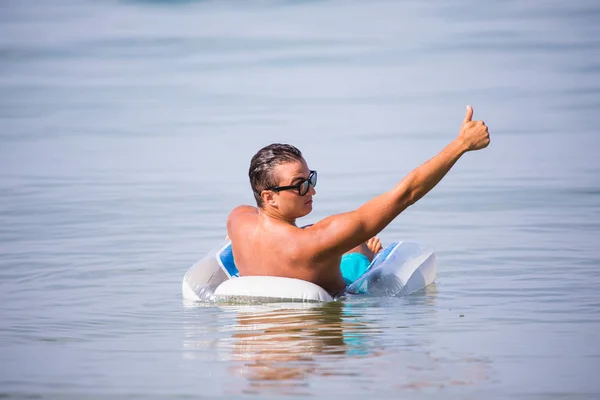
[{"xmin": 1, "ymin": 0, "xmax": 599, "ymax": 398}]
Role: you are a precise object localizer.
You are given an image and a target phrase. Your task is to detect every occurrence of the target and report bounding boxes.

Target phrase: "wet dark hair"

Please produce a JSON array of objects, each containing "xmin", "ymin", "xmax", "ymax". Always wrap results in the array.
[{"xmin": 249, "ymin": 143, "xmax": 303, "ymax": 208}]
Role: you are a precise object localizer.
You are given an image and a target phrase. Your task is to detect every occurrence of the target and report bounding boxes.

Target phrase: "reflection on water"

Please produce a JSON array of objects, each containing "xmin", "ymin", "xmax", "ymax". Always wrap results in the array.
[
  {"xmin": 229, "ymin": 304, "xmax": 345, "ymax": 393},
  {"xmin": 181, "ymin": 286, "xmax": 492, "ymax": 397},
  {"xmin": 223, "ymin": 302, "xmax": 380, "ymax": 395}
]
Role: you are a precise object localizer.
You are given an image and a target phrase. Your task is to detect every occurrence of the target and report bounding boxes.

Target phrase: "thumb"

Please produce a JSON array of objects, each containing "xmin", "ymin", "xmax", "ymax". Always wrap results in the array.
[{"xmin": 464, "ymin": 105, "xmax": 473, "ymax": 123}]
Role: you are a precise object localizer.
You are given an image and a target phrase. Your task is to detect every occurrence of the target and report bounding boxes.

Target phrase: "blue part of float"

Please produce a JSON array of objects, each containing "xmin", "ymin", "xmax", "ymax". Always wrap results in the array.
[
  {"xmin": 217, "ymin": 241, "xmax": 239, "ymax": 278},
  {"xmin": 366, "ymin": 241, "xmax": 400, "ymax": 271},
  {"xmin": 346, "ymin": 241, "xmax": 436, "ymax": 297}
]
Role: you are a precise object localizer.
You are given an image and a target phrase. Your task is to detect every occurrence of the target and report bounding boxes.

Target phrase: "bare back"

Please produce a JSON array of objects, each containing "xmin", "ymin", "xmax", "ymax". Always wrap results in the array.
[{"xmin": 227, "ymin": 206, "xmax": 347, "ymax": 295}]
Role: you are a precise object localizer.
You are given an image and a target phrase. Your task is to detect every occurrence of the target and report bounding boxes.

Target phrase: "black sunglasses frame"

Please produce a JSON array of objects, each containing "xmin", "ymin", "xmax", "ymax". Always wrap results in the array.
[{"xmin": 265, "ymin": 170, "xmax": 317, "ymax": 196}]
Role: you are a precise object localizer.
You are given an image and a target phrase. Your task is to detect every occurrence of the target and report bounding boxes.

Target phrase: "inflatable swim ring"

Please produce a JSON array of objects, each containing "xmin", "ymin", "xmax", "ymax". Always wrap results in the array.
[{"xmin": 182, "ymin": 240, "xmax": 436, "ymax": 303}]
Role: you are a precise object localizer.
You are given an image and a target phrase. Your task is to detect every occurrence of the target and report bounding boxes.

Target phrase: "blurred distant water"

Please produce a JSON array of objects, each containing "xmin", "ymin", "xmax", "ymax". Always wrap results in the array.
[{"xmin": 1, "ymin": 0, "xmax": 599, "ymax": 398}]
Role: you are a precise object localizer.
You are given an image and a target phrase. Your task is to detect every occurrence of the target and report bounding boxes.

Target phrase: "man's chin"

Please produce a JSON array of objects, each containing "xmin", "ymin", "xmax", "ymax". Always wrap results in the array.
[{"xmin": 295, "ymin": 206, "xmax": 312, "ymax": 219}]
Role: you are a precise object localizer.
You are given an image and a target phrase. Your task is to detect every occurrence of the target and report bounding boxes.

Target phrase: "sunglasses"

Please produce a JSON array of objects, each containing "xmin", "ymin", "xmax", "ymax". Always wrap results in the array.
[{"xmin": 266, "ymin": 170, "xmax": 317, "ymax": 196}]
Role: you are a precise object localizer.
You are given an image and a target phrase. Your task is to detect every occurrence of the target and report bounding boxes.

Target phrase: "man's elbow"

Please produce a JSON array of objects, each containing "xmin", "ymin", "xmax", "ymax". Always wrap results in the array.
[
  {"xmin": 393, "ymin": 181, "xmax": 418, "ymax": 210},
  {"xmin": 405, "ymin": 189, "xmax": 419, "ymax": 208}
]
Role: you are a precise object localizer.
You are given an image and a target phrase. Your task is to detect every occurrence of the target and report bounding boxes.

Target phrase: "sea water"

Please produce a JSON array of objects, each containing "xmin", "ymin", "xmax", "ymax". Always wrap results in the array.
[{"xmin": 1, "ymin": 0, "xmax": 599, "ymax": 398}]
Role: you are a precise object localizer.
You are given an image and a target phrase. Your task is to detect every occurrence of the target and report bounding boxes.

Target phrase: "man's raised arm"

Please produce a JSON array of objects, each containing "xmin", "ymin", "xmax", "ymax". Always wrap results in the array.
[{"xmin": 306, "ymin": 105, "xmax": 490, "ymax": 256}]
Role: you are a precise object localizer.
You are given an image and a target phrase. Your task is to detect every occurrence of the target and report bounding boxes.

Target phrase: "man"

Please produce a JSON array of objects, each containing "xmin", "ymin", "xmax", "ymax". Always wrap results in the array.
[{"xmin": 227, "ymin": 106, "xmax": 490, "ymax": 295}]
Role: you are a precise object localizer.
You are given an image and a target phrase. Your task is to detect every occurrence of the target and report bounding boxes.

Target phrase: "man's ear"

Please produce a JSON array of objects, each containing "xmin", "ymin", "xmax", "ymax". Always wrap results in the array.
[{"xmin": 261, "ymin": 190, "xmax": 278, "ymax": 208}]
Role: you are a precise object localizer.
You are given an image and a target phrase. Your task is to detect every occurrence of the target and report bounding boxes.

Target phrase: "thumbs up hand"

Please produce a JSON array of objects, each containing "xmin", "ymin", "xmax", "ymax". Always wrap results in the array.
[{"xmin": 458, "ymin": 105, "xmax": 490, "ymax": 151}]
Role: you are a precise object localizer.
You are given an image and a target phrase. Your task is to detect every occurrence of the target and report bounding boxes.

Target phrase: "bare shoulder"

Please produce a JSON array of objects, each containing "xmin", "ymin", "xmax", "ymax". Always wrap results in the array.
[
  {"xmin": 299, "ymin": 211, "xmax": 360, "ymax": 256},
  {"xmin": 303, "ymin": 211, "xmax": 353, "ymax": 234},
  {"xmin": 227, "ymin": 205, "xmax": 258, "ymax": 232},
  {"xmin": 228, "ymin": 205, "xmax": 257, "ymax": 218}
]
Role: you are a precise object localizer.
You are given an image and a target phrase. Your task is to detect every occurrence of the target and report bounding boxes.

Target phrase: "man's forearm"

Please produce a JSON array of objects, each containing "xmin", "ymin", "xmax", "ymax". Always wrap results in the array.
[
  {"xmin": 394, "ymin": 138, "xmax": 468, "ymax": 208},
  {"xmin": 354, "ymin": 138, "xmax": 468, "ymax": 237}
]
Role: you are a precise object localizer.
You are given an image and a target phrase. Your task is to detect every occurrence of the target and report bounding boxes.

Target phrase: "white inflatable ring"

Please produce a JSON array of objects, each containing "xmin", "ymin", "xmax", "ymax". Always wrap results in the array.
[
  {"xmin": 182, "ymin": 240, "xmax": 436, "ymax": 303},
  {"xmin": 213, "ymin": 276, "xmax": 333, "ymax": 303}
]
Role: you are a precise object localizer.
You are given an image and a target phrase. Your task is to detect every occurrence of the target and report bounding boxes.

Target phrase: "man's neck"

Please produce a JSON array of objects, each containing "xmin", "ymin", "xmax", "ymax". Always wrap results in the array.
[{"xmin": 258, "ymin": 207, "xmax": 297, "ymax": 226}]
